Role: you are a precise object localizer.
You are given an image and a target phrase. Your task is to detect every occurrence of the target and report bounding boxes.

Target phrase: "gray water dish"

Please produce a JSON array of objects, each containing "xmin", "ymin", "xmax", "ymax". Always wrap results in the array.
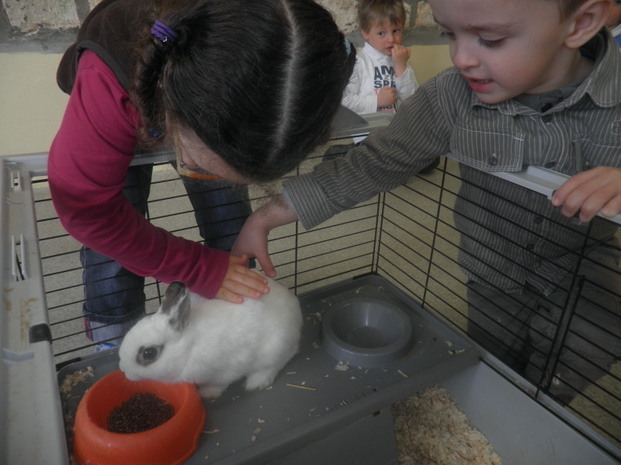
[{"xmin": 321, "ymin": 297, "xmax": 414, "ymax": 368}]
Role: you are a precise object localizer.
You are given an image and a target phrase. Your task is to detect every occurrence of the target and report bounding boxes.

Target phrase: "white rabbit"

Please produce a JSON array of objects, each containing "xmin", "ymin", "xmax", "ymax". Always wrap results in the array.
[{"xmin": 118, "ymin": 276, "xmax": 302, "ymax": 399}]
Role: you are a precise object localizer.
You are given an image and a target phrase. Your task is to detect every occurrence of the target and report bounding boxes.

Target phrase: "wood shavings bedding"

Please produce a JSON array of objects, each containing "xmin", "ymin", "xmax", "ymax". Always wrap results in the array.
[{"xmin": 392, "ymin": 386, "xmax": 503, "ymax": 465}]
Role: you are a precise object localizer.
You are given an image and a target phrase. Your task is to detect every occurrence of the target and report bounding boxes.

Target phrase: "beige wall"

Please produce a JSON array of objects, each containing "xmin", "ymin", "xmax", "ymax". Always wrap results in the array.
[
  {"xmin": 0, "ymin": 53, "xmax": 68, "ymax": 156},
  {"xmin": 0, "ymin": 44, "xmax": 451, "ymax": 157},
  {"xmin": 410, "ymin": 44, "xmax": 452, "ymax": 86}
]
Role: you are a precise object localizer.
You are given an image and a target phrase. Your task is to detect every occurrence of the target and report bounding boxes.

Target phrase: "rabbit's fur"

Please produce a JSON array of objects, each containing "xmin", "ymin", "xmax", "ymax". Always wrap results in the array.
[{"xmin": 119, "ymin": 276, "xmax": 302, "ymax": 399}]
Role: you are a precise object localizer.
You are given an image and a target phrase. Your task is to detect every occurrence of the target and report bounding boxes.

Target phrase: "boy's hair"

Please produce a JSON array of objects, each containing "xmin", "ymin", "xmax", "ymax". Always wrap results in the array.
[
  {"xmin": 554, "ymin": 0, "xmax": 589, "ymax": 20},
  {"xmin": 357, "ymin": 0, "xmax": 407, "ymax": 33},
  {"xmin": 134, "ymin": 0, "xmax": 356, "ymax": 182}
]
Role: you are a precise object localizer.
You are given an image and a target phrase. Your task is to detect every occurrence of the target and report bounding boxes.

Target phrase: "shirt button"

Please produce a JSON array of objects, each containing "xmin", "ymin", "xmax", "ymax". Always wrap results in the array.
[
  {"xmin": 526, "ymin": 243, "xmax": 535, "ymax": 251},
  {"xmin": 488, "ymin": 154, "xmax": 498, "ymax": 166},
  {"xmin": 542, "ymin": 115, "xmax": 552, "ymax": 123},
  {"xmin": 534, "ymin": 216, "xmax": 544, "ymax": 224},
  {"xmin": 544, "ymin": 161, "xmax": 557, "ymax": 168}
]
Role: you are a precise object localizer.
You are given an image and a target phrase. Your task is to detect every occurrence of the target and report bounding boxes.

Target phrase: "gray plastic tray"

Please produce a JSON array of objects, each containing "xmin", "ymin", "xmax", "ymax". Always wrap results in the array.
[{"xmin": 57, "ymin": 274, "xmax": 479, "ymax": 465}]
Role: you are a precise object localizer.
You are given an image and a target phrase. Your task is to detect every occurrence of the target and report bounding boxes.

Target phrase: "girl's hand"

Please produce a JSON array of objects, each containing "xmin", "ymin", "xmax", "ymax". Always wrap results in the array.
[
  {"xmin": 214, "ymin": 254, "xmax": 269, "ymax": 304},
  {"xmin": 551, "ymin": 167, "xmax": 621, "ymax": 222}
]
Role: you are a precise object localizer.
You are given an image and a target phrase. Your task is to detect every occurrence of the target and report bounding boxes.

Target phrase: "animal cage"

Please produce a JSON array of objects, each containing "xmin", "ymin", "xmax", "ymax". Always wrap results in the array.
[{"xmin": 2, "ymin": 112, "xmax": 621, "ymax": 464}]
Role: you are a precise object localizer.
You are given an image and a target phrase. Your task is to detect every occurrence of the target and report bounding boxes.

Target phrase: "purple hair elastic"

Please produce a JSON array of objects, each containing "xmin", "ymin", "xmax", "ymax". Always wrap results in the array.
[{"xmin": 151, "ymin": 20, "xmax": 178, "ymax": 43}]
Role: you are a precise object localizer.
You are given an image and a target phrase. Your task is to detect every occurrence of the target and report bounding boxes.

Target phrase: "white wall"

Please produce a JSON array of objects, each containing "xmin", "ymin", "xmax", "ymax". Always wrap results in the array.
[{"xmin": 0, "ymin": 45, "xmax": 451, "ymax": 157}]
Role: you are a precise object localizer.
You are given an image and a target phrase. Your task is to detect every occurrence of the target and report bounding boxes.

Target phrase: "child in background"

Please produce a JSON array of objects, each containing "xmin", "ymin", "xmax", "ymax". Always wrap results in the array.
[
  {"xmin": 234, "ymin": 0, "xmax": 621, "ymax": 405},
  {"xmin": 49, "ymin": 0, "xmax": 355, "ymax": 347},
  {"xmin": 342, "ymin": 0, "xmax": 418, "ymax": 115},
  {"xmin": 325, "ymin": 0, "xmax": 417, "ymax": 161}
]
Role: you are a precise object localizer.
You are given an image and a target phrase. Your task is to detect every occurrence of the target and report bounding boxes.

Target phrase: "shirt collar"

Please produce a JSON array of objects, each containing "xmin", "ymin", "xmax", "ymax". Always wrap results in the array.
[
  {"xmin": 579, "ymin": 29, "xmax": 621, "ymax": 107},
  {"xmin": 363, "ymin": 42, "xmax": 391, "ymax": 62}
]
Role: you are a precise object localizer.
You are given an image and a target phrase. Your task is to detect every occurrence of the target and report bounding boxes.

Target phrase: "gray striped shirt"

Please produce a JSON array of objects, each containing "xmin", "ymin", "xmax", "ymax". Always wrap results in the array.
[{"xmin": 284, "ymin": 30, "xmax": 621, "ymax": 295}]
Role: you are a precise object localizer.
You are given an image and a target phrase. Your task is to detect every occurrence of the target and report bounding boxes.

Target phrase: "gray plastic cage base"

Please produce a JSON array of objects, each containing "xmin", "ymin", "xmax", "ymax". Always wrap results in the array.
[
  {"xmin": 442, "ymin": 362, "xmax": 620, "ymax": 465},
  {"xmin": 55, "ymin": 274, "xmax": 620, "ymax": 465},
  {"xmin": 57, "ymin": 274, "xmax": 478, "ymax": 465}
]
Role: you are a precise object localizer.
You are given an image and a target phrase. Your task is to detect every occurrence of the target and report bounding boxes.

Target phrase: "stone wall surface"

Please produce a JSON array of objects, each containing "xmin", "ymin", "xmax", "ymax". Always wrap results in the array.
[
  {"xmin": 0, "ymin": 0, "xmax": 438, "ymax": 51},
  {"xmin": 4, "ymin": 0, "xmax": 79, "ymax": 33}
]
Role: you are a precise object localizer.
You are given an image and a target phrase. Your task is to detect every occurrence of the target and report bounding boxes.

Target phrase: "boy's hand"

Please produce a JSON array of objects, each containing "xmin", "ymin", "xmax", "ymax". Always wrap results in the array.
[
  {"xmin": 214, "ymin": 254, "xmax": 269, "ymax": 304},
  {"xmin": 377, "ymin": 86, "xmax": 397, "ymax": 108},
  {"xmin": 232, "ymin": 194, "xmax": 299, "ymax": 278},
  {"xmin": 232, "ymin": 215, "xmax": 275, "ymax": 277},
  {"xmin": 552, "ymin": 167, "xmax": 621, "ymax": 222},
  {"xmin": 391, "ymin": 44, "xmax": 411, "ymax": 77}
]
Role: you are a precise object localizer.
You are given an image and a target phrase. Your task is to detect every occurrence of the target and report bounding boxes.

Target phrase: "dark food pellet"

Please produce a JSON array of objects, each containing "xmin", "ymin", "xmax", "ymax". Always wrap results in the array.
[{"xmin": 107, "ymin": 392, "xmax": 175, "ymax": 434}]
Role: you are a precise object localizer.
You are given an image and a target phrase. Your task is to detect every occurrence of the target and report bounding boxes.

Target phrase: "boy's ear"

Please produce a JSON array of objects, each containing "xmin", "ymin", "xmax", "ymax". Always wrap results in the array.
[{"xmin": 564, "ymin": 0, "xmax": 611, "ymax": 48}]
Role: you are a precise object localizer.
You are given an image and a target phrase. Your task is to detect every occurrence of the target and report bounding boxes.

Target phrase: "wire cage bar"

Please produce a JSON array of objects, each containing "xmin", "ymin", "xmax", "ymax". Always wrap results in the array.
[{"xmin": 373, "ymin": 158, "xmax": 621, "ymax": 454}]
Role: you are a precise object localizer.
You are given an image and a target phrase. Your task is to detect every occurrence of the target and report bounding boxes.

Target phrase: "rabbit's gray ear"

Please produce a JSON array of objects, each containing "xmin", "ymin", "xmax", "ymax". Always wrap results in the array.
[{"xmin": 160, "ymin": 281, "xmax": 191, "ymax": 332}]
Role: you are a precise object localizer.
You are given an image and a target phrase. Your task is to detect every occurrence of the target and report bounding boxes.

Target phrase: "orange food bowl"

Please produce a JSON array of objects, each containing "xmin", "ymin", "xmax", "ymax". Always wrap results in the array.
[{"xmin": 73, "ymin": 370, "xmax": 206, "ymax": 465}]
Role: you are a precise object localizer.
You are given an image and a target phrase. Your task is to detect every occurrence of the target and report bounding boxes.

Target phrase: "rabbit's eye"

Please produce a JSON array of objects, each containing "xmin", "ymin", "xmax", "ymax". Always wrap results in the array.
[
  {"xmin": 143, "ymin": 347, "xmax": 159, "ymax": 360},
  {"xmin": 137, "ymin": 345, "xmax": 163, "ymax": 366}
]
